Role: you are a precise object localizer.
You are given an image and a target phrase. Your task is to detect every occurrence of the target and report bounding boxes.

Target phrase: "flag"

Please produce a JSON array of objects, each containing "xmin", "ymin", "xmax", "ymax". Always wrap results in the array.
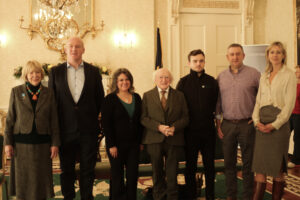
[{"xmin": 155, "ymin": 28, "xmax": 163, "ymax": 69}]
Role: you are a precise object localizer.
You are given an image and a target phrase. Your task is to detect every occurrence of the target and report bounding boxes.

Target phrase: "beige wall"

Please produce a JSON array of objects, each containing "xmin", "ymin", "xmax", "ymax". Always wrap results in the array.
[
  {"xmin": 155, "ymin": 0, "xmax": 169, "ymax": 69},
  {"xmin": 0, "ymin": 0, "xmax": 155, "ymax": 108},
  {"xmin": 254, "ymin": 0, "xmax": 296, "ymax": 69},
  {"xmin": 0, "ymin": 0, "xmax": 297, "ymax": 109}
]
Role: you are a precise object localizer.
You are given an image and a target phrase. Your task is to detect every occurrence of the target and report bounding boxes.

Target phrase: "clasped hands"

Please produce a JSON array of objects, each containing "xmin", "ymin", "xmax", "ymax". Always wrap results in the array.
[
  {"xmin": 256, "ymin": 122, "xmax": 274, "ymax": 133},
  {"xmin": 158, "ymin": 124, "xmax": 175, "ymax": 137}
]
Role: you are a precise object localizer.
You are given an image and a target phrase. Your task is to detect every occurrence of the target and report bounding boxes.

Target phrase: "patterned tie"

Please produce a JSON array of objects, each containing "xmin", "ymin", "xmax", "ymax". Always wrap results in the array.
[{"xmin": 161, "ymin": 90, "xmax": 167, "ymax": 110}]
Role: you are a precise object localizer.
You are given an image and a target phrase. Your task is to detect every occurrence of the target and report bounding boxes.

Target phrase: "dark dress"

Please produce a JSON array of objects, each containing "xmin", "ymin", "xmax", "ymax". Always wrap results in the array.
[{"xmin": 101, "ymin": 92, "xmax": 143, "ymax": 200}]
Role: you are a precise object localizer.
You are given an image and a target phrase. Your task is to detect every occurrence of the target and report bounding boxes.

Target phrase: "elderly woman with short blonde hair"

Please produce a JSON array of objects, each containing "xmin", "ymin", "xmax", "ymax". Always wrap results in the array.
[{"xmin": 4, "ymin": 60, "xmax": 60, "ymax": 200}]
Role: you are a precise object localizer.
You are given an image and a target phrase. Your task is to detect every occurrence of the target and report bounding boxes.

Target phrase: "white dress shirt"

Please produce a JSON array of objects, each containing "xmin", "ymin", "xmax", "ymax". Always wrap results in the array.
[
  {"xmin": 252, "ymin": 66, "xmax": 297, "ymax": 129},
  {"xmin": 67, "ymin": 62, "xmax": 85, "ymax": 103}
]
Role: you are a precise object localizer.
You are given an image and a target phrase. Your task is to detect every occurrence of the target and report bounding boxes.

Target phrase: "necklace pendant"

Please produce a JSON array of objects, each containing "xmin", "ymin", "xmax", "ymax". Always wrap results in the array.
[{"xmin": 32, "ymin": 94, "xmax": 38, "ymax": 101}]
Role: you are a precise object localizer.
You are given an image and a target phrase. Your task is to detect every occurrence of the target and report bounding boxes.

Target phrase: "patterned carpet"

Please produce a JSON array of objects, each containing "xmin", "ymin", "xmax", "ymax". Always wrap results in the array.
[
  {"xmin": 236, "ymin": 156, "xmax": 300, "ymax": 200},
  {"xmin": 49, "ymin": 173, "xmax": 272, "ymax": 200},
  {"xmin": 268, "ymin": 173, "xmax": 300, "ymax": 199},
  {"xmin": 3, "ymin": 155, "xmax": 300, "ymax": 199}
]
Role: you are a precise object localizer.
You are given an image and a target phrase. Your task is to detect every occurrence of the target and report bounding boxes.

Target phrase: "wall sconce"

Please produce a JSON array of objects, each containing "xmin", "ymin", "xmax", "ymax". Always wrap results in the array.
[
  {"xmin": 113, "ymin": 31, "xmax": 137, "ymax": 49},
  {"xmin": 0, "ymin": 33, "xmax": 7, "ymax": 48}
]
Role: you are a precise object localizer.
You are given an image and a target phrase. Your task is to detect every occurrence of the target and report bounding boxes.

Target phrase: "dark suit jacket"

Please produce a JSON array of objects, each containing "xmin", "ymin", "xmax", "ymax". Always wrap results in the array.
[
  {"xmin": 48, "ymin": 62, "xmax": 104, "ymax": 141},
  {"xmin": 4, "ymin": 84, "xmax": 60, "ymax": 146},
  {"xmin": 101, "ymin": 93, "xmax": 143, "ymax": 148},
  {"xmin": 141, "ymin": 87, "xmax": 189, "ymax": 146}
]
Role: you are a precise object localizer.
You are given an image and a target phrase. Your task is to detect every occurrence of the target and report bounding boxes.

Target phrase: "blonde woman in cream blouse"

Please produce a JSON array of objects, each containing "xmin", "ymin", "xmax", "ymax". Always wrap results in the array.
[{"xmin": 252, "ymin": 41, "xmax": 297, "ymax": 200}]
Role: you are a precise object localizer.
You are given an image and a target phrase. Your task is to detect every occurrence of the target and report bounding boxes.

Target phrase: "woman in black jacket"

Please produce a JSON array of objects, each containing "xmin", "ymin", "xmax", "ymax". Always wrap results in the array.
[{"xmin": 102, "ymin": 68, "xmax": 143, "ymax": 200}]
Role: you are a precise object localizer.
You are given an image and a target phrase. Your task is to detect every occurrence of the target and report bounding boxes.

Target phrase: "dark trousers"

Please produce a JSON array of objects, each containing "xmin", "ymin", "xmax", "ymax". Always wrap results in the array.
[
  {"xmin": 107, "ymin": 144, "xmax": 139, "ymax": 200},
  {"xmin": 221, "ymin": 120, "xmax": 255, "ymax": 200},
  {"xmin": 185, "ymin": 130, "xmax": 216, "ymax": 199},
  {"xmin": 290, "ymin": 114, "xmax": 300, "ymax": 164},
  {"xmin": 147, "ymin": 142, "xmax": 181, "ymax": 200},
  {"xmin": 59, "ymin": 133, "xmax": 98, "ymax": 200}
]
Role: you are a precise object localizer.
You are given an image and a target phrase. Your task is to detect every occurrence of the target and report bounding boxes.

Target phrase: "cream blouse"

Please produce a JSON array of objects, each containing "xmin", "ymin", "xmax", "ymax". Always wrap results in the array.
[{"xmin": 252, "ymin": 66, "xmax": 297, "ymax": 130}]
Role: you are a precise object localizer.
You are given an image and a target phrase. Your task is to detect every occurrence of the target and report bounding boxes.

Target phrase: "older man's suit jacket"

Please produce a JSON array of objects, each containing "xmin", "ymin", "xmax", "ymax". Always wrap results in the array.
[
  {"xmin": 4, "ymin": 84, "xmax": 60, "ymax": 146},
  {"xmin": 48, "ymin": 62, "xmax": 104, "ymax": 142},
  {"xmin": 141, "ymin": 87, "xmax": 189, "ymax": 146}
]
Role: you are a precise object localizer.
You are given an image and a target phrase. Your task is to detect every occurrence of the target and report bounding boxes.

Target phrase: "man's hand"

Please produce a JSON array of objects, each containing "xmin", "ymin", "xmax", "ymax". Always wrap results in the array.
[
  {"xmin": 50, "ymin": 146, "xmax": 59, "ymax": 159},
  {"xmin": 217, "ymin": 127, "xmax": 224, "ymax": 139},
  {"xmin": 5, "ymin": 145, "xmax": 14, "ymax": 157},
  {"xmin": 109, "ymin": 146, "xmax": 118, "ymax": 158},
  {"xmin": 158, "ymin": 125, "xmax": 170, "ymax": 137},
  {"xmin": 216, "ymin": 119, "xmax": 224, "ymax": 139},
  {"xmin": 166, "ymin": 126, "xmax": 175, "ymax": 136}
]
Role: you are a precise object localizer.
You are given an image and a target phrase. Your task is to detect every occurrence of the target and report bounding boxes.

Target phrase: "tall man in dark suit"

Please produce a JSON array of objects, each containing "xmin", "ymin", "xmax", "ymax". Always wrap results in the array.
[
  {"xmin": 176, "ymin": 49, "xmax": 219, "ymax": 200},
  {"xmin": 49, "ymin": 37, "xmax": 104, "ymax": 200},
  {"xmin": 141, "ymin": 68, "xmax": 189, "ymax": 200}
]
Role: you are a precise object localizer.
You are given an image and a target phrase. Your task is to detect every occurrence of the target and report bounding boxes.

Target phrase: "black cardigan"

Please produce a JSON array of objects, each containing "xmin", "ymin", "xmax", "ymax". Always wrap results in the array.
[{"xmin": 101, "ymin": 92, "xmax": 143, "ymax": 148}]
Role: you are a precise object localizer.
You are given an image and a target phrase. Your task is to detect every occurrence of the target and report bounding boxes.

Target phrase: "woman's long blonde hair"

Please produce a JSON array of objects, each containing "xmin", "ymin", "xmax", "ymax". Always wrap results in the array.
[{"xmin": 265, "ymin": 41, "xmax": 287, "ymax": 73}]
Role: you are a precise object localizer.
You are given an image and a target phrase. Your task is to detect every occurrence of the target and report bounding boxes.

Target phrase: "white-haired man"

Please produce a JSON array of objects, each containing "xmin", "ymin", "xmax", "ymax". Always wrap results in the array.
[{"xmin": 141, "ymin": 68, "xmax": 189, "ymax": 200}]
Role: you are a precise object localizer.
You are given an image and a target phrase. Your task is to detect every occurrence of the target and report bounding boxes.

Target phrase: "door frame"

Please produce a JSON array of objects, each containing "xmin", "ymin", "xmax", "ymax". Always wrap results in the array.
[{"xmin": 167, "ymin": 0, "xmax": 254, "ymax": 84}]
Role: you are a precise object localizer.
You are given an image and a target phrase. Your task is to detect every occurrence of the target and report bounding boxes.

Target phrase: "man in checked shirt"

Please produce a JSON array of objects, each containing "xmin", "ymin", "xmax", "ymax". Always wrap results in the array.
[{"xmin": 216, "ymin": 43, "xmax": 260, "ymax": 200}]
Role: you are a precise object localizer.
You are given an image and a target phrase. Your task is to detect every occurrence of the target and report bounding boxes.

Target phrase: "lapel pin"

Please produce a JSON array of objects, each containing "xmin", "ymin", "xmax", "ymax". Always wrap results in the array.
[{"xmin": 21, "ymin": 93, "xmax": 26, "ymax": 99}]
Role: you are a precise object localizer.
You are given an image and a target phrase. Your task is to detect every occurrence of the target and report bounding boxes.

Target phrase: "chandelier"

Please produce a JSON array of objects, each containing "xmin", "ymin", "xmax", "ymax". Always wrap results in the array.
[
  {"xmin": 39, "ymin": 0, "xmax": 79, "ymax": 9},
  {"xmin": 19, "ymin": 0, "xmax": 104, "ymax": 59}
]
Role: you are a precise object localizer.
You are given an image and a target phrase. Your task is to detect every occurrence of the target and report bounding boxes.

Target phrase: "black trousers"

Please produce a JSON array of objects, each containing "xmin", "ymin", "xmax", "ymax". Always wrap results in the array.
[
  {"xmin": 59, "ymin": 132, "xmax": 98, "ymax": 200},
  {"xmin": 107, "ymin": 144, "xmax": 140, "ymax": 200},
  {"xmin": 185, "ymin": 130, "xmax": 216, "ymax": 199}
]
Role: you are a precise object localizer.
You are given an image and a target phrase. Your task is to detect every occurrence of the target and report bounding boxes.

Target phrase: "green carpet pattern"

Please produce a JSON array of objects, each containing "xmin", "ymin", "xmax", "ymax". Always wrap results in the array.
[{"xmin": 49, "ymin": 174, "xmax": 272, "ymax": 200}]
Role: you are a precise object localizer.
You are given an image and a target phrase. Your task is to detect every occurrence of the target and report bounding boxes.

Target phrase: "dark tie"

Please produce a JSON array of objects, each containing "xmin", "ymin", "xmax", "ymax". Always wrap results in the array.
[{"xmin": 161, "ymin": 90, "xmax": 167, "ymax": 110}]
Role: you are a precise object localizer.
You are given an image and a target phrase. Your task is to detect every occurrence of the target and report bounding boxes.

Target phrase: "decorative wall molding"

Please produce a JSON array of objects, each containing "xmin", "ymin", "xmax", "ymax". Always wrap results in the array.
[
  {"xmin": 244, "ymin": 0, "xmax": 254, "ymax": 26},
  {"xmin": 182, "ymin": 0, "xmax": 239, "ymax": 9},
  {"xmin": 170, "ymin": 0, "xmax": 180, "ymax": 24},
  {"xmin": 167, "ymin": 0, "xmax": 253, "ymax": 82}
]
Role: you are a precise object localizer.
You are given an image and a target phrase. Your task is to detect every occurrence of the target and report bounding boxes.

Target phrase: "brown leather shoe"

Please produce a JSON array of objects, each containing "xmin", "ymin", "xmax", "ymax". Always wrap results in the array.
[
  {"xmin": 272, "ymin": 180, "xmax": 285, "ymax": 200},
  {"xmin": 253, "ymin": 181, "xmax": 266, "ymax": 200}
]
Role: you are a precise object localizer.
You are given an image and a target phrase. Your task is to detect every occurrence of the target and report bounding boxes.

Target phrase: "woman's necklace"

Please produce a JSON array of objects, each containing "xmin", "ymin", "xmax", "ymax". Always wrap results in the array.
[
  {"xmin": 26, "ymin": 84, "xmax": 42, "ymax": 101},
  {"xmin": 118, "ymin": 93, "xmax": 131, "ymax": 103}
]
